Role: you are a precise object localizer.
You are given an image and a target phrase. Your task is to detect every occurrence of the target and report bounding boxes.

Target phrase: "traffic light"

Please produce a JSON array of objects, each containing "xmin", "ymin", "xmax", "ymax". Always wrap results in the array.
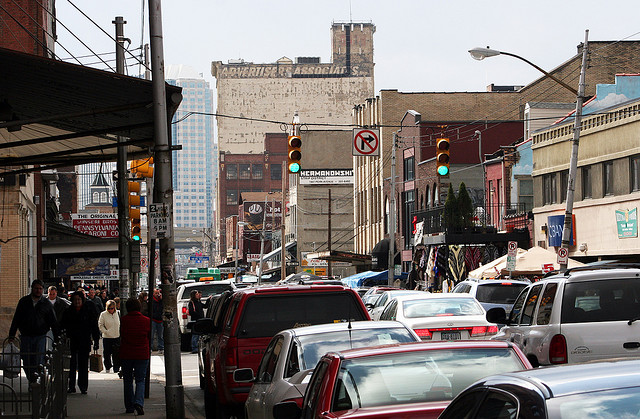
[
  {"xmin": 130, "ymin": 158, "xmax": 154, "ymax": 178},
  {"xmin": 287, "ymin": 135, "xmax": 302, "ymax": 174},
  {"xmin": 128, "ymin": 181, "xmax": 142, "ymax": 241},
  {"xmin": 436, "ymin": 138, "xmax": 450, "ymax": 176}
]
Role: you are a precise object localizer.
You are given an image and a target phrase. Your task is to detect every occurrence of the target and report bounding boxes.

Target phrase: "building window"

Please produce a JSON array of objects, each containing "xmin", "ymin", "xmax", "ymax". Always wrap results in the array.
[
  {"xmin": 560, "ymin": 170, "xmax": 569, "ymax": 202},
  {"xmin": 516, "ymin": 176, "xmax": 533, "ymax": 211},
  {"xmin": 403, "ymin": 156, "xmax": 415, "ymax": 181},
  {"xmin": 402, "ymin": 190, "xmax": 415, "ymax": 247},
  {"xmin": 252, "ymin": 164, "xmax": 263, "ymax": 179},
  {"xmin": 632, "ymin": 155, "xmax": 640, "ymax": 192},
  {"xmin": 92, "ymin": 192, "xmax": 99, "ymax": 203},
  {"xmin": 239, "ymin": 164, "xmax": 251, "ymax": 180},
  {"xmin": 271, "ymin": 164, "xmax": 282, "ymax": 180},
  {"xmin": 582, "ymin": 166, "xmax": 592, "ymax": 199},
  {"xmin": 226, "ymin": 190, "xmax": 238, "ymax": 206},
  {"xmin": 226, "ymin": 164, "xmax": 237, "ymax": 180},
  {"xmin": 100, "ymin": 192, "xmax": 107, "ymax": 203},
  {"xmin": 603, "ymin": 161, "xmax": 614, "ymax": 196},
  {"xmin": 426, "ymin": 186, "xmax": 431, "ymax": 208},
  {"xmin": 543, "ymin": 173, "xmax": 557, "ymax": 205}
]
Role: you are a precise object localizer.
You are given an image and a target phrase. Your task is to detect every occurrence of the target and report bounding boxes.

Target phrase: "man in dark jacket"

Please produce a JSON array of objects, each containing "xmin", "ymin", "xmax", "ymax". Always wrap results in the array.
[
  {"xmin": 151, "ymin": 288, "xmax": 164, "ymax": 353},
  {"xmin": 9, "ymin": 279, "xmax": 59, "ymax": 381},
  {"xmin": 188, "ymin": 290, "xmax": 204, "ymax": 353}
]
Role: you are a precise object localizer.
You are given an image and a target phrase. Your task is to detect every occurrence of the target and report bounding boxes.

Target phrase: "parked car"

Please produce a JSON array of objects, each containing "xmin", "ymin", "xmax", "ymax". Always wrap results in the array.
[
  {"xmin": 197, "ymin": 290, "xmax": 235, "ymax": 389},
  {"xmin": 439, "ymin": 358, "xmax": 640, "ymax": 419},
  {"xmin": 487, "ymin": 266, "xmax": 640, "ymax": 367},
  {"xmin": 176, "ymin": 280, "xmax": 235, "ymax": 351},
  {"xmin": 273, "ymin": 340, "xmax": 531, "ymax": 419},
  {"xmin": 361, "ymin": 286, "xmax": 400, "ymax": 307},
  {"xmin": 242, "ymin": 321, "xmax": 421, "ymax": 419},
  {"xmin": 193, "ymin": 284, "xmax": 370, "ymax": 419},
  {"xmin": 368, "ymin": 289, "xmax": 426, "ymax": 320},
  {"xmin": 379, "ymin": 293, "xmax": 498, "ymax": 340},
  {"xmin": 452, "ymin": 278, "xmax": 529, "ymax": 314}
]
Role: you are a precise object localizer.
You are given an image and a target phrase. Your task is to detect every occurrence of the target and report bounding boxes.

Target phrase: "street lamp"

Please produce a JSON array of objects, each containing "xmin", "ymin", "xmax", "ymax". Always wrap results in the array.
[
  {"xmin": 468, "ymin": 47, "xmax": 578, "ymax": 96},
  {"xmin": 469, "ymin": 31, "xmax": 589, "ymax": 272},
  {"xmin": 234, "ymin": 221, "xmax": 248, "ymax": 281}
]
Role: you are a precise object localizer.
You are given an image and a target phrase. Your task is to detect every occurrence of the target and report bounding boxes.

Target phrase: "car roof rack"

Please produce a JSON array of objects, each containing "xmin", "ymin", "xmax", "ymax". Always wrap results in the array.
[{"xmin": 564, "ymin": 262, "xmax": 640, "ymax": 276}]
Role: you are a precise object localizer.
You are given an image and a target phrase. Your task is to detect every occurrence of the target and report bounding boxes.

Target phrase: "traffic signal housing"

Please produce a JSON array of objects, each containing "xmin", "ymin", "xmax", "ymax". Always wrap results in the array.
[
  {"xmin": 436, "ymin": 138, "xmax": 450, "ymax": 176},
  {"xmin": 287, "ymin": 135, "xmax": 302, "ymax": 174},
  {"xmin": 128, "ymin": 180, "xmax": 142, "ymax": 241},
  {"xmin": 131, "ymin": 158, "xmax": 154, "ymax": 178}
]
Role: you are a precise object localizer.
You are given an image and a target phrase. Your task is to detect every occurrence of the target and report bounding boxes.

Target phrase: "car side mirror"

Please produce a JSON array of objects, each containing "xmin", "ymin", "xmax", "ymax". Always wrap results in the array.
[
  {"xmin": 273, "ymin": 401, "xmax": 302, "ymax": 419},
  {"xmin": 486, "ymin": 307, "xmax": 508, "ymax": 325},
  {"xmin": 233, "ymin": 368, "xmax": 255, "ymax": 383},
  {"xmin": 365, "ymin": 303, "xmax": 374, "ymax": 310},
  {"xmin": 192, "ymin": 318, "xmax": 219, "ymax": 335}
]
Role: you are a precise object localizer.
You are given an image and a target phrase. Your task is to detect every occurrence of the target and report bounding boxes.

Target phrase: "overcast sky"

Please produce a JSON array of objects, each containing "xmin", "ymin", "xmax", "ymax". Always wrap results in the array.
[{"xmin": 55, "ymin": 1, "xmax": 640, "ymax": 94}]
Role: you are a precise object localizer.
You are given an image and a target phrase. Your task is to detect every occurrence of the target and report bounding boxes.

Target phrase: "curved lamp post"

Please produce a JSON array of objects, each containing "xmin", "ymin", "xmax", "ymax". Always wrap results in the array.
[{"xmin": 469, "ymin": 32, "xmax": 589, "ymax": 272}]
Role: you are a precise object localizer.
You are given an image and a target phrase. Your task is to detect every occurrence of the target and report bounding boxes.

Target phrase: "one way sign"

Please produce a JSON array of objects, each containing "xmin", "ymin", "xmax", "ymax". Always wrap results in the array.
[{"xmin": 353, "ymin": 129, "xmax": 380, "ymax": 156}]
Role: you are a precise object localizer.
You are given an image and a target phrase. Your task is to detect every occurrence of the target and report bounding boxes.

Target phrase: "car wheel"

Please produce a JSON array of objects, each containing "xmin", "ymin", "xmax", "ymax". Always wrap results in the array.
[{"xmin": 180, "ymin": 332, "xmax": 191, "ymax": 352}]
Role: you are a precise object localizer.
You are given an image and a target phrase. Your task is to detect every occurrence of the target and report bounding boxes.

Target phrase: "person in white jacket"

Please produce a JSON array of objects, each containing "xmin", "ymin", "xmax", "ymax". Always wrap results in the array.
[{"xmin": 98, "ymin": 300, "xmax": 121, "ymax": 373}]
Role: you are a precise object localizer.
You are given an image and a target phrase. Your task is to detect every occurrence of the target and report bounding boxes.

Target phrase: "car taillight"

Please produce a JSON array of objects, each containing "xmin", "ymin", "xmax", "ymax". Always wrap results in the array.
[
  {"xmin": 471, "ymin": 326, "xmax": 487, "ymax": 336},
  {"xmin": 226, "ymin": 338, "xmax": 238, "ymax": 372},
  {"xmin": 414, "ymin": 328, "xmax": 432, "ymax": 339},
  {"xmin": 550, "ymin": 334, "xmax": 568, "ymax": 364},
  {"xmin": 487, "ymin": 325, "xmax": 498, "ymax": 334},
  {"xmin": 181, "ymin": 306, "xmax": 188, "ymax": 319}
]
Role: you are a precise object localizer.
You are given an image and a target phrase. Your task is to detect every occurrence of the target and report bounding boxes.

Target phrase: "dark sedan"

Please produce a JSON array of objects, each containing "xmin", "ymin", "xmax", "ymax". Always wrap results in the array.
[{"xmin": 439, "ymin": 358, "xmax": 640, "ymax": 419}]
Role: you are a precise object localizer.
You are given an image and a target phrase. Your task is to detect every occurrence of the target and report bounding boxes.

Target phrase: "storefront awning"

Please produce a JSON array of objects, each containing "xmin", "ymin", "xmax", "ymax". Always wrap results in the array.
[{"xmin": 305, "ymin": 250, "xmax": 371, "ymax": 265}]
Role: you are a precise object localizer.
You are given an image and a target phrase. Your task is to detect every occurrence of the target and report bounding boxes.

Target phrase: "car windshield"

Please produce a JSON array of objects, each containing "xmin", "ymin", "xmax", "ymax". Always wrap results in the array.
[
  {"xmin": 475, "ymin": 283, "xmax": 528, "ymax": 304},
  {"xmin": 402, "ymin": 298, "xmax": 484, "ymax": 318},
  {"xmin": 547, "ymin": 386, "xmax": 640, "ymax": 418},
  {"xmin": 332, "ymin": 348, "xmax": 525, "ymax": 411},
  {"xmin": 297, "ymin": 327, "xmax": 417, "ymax": 369}
]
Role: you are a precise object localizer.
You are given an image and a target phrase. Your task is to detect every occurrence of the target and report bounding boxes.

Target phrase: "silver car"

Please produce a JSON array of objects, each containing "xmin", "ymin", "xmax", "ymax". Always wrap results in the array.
[{"xmin": 241, "ymin": 321, "xmax": 421, "ymax": 419}]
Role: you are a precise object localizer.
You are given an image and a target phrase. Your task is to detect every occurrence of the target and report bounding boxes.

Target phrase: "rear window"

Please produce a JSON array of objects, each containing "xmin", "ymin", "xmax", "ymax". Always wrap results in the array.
[
  {"xmin": 475, "ymin": 283, "xmax": 528, "ymax": 304},
  {"xmin": 402, "ymin": 298, "xmax": 484, "ymax": 318},
  {"xmin": 561, "ymin": 278, "xmax": 640, "ymax": 323},
  {"xmin": 190, "ymin": 283, "xmax": 234, "ymax": 299},
  {"xmin": 237, "ymin": 293, "xmax": 368, "ymax": 338}
]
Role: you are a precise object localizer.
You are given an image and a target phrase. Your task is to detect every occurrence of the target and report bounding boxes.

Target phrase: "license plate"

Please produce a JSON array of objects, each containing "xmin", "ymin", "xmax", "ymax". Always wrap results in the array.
[{"xmin": 441, "ymin": 331, "xmax": 461, "ymax": 340}]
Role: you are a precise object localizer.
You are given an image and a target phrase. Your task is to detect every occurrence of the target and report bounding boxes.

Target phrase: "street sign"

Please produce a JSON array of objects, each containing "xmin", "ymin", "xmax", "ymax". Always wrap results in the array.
[
  {"xmin": 557, "ymin": 247, "xmax": 569, "ymax": 265},
  {"xmin": 506, "ymin": 255, "xmax": 517, "ymax": 272},
  {"xmin": 507, "ymin": 241, "xmax": 518, "ymax": 256},
  {"xmin": 541, "ymin": 263, "xmax": 555, "ymax": 273},
  {"xmin": 149, "ymin": 203, "xmax": 172, "ymax": 239},
  {"xmin": 352, "ymin": 129, "xmax": 380, "ymax": 156}
]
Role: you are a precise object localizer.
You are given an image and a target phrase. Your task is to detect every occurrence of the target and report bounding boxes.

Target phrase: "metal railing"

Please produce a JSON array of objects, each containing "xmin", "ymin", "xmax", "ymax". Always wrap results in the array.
[
  {"xmin": 413, "ymin": 203, "xmax": 529, "ymax": 235},
  {"xmin": 0, "ymin": 334, "xmax": 70, "ymax": 418}
]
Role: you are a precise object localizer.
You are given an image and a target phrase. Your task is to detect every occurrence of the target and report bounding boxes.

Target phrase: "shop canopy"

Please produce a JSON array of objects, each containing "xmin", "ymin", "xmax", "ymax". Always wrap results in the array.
[
  {"xmin": 468, "ymin": 246, "xmax": 584, "ymax": 279},
  {"xmin": 341, "ymin": 270, "xmax": 408, "ymax": 288}
]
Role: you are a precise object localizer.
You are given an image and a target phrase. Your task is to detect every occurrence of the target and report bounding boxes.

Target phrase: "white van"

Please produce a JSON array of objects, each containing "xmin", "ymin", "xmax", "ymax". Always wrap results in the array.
[{"xmin": 488, "ymin": 266, "xmax": 640, "ymax": 366}]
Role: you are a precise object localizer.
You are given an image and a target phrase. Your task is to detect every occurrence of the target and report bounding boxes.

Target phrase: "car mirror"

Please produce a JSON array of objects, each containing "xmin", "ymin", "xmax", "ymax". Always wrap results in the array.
[
  {"xmin": 365, "ymin": 303, "xmax": 374, "ymax": 309},
  {"xmin": 192, "ymin": 318, "xmax": 218, "ymax": 334},
  {"xmin": 273, "ymin": 401, "xmax": 301, "ymax": 419},
  {"xmin": 486, "ymin": 307, "xmax": 508, "ymax": 325},
  {"xmin": 233, "ymin": 368, "xmax": 255, "ymax": 383}
]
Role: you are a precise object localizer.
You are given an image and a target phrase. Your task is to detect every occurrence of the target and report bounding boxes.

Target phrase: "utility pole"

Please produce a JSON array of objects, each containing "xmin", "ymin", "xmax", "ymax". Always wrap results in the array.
[
  {"xmin": 560, "ymin": 30, "xmax": 589, "ymax": 272},
  {"xmin": 327, "ymin": 189, "xmax": 332, "ymax": 278},
  {"xmin": 114, "ymin": 16, "xmax": 132, "ymax": 301},
  {"xmin": 281, "ymin": 163, "xmax": 287, "ymax": 282},
  {"xmin": 257, "ymin": 194, "xmax": 268, "ymax": 284},
  {"xmin": 388, "ymin": 132, "xmax": 397, "ymax": 286},
  {"xmin": 148, "ymin": 1, "xmax": 184, "ymax": 417}
]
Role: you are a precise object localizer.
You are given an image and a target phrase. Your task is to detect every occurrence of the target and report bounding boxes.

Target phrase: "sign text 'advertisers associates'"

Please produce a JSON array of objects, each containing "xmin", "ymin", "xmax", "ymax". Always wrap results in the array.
[{"xmin": 71, "ymin": 213, "xmax": 118, "ymax": 238}]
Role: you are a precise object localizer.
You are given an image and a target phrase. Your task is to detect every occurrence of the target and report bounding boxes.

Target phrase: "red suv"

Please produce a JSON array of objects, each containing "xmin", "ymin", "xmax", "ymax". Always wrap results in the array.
[{"xmin": 194, "ymin": 285, "xmax": 370, "ymax": 419}]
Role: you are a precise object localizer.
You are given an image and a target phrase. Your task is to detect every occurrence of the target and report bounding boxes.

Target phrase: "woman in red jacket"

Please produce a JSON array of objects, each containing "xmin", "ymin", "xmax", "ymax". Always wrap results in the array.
[{"xmin": 120, "ymin": 298, "xmax": 150, "ymax": 415}]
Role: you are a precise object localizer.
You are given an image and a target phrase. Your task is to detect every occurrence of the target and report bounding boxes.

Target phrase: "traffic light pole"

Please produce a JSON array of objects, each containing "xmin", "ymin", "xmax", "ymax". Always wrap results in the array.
[
  {"xmin": 148, "ymin": 1, "xmax": 184, "ymax": 417},
  {"xmin": 114, "ymin": 16, "xmax": 132, "ymax": 301}
]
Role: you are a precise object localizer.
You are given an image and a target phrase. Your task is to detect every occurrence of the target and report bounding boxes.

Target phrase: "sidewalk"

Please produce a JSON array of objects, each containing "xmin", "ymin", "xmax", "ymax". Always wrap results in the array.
[{"xmin": 66, "ymin": 354, "xmax": 203, "ymax": 418}]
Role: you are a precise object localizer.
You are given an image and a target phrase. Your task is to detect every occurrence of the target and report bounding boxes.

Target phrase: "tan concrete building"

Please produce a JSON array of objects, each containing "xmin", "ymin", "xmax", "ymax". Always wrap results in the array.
[
  {"xmin": 532, "ymin": 97, "xmax": 640, "ymax": 259},
  {"xmin": 212, "ymin": 22, "xmax": 375, "ymax": 155}
]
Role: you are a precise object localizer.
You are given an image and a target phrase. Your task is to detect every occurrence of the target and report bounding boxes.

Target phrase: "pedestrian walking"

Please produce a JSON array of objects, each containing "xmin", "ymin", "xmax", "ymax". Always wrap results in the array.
[
  {"xmin": 188, "ymin": 290, "xmax": 204, "ymax": 353},
  {"xmin": 151, "ymin": 288, "xmax": 164, "ymax": 353},
  {"xmin": 99, "ymin": 289, "xmax": 109, "ymax": 310},
  {"xmin": 46, "ymin": 285, "xmax": 70, "ymax": 351},
  {"xmin": 87, "ymin": 287, "xmax": 104, "ymax": 313},
  {"xmin": 120, "ymin": 297, "xmax": 150, "ymax": 415},
  {"xmin": 138, "ymin": 291, "xmax": 149, "ymax": 317},
  {"xmin": 61, "ymin": 290, "xmax": 100, "ymax": 394},
  {"xmin": 98, "ymin": 300, "xmax": 121, "ymax": 373},
  {"xmin": 8, "ymin": 279, "xmax": 59, "ymax": 381}
]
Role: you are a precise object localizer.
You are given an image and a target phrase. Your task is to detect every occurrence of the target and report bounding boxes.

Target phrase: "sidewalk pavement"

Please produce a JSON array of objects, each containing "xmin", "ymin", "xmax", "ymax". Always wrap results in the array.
[{"xmin": 66, "ymin": 354, "xmax": 203, "ymax": 418}]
